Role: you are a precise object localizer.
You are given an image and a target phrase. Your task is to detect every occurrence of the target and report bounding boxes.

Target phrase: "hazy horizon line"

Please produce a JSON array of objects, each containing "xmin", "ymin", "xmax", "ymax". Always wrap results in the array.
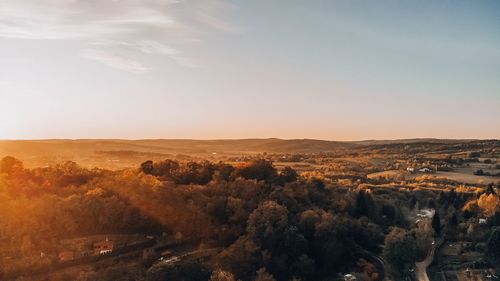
[{"xmin": 0, "ymin": 137, "xmax": 495, "ymax": 142}]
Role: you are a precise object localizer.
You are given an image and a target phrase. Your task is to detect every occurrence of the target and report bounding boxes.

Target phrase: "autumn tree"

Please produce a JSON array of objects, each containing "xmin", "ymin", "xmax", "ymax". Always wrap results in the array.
[
  {"xmin": 354, "ymin": 190, "xmax": 375, "ymax": 219},
  {"xmin": 276, "ymin": 166, "xmax": 299, "ymax": 185},
  {"xmin": 0, "ymin": 156, "xmax": 24, "ymax": 176},
  {"xmin": 477, "ymin": 193, "xmax": 500, "ymax": 217},
  {"xmin": 140, "ymin": 160, "xmax": 154, "ymax": 174},
  {"xmin": 233, "ymin": 160, "xmax": 277, "ymax": 183},
  {"xmin": 487, "ymin": 227, "xmax": 500, "ymax": 258},
  {"xmin": 383, "ymin": 228, "xmax": 417, "ymax": 272},
  {"xmin": 247, "ymin": 201, "xmax": 289, "ymax": 248},
  {"xmin": 254, "ymin": 268, "xmax": 276, "ymax": 281},
  {"xmin": 210, "ymin": 269, "xmax": 236, "ymax": 281}
]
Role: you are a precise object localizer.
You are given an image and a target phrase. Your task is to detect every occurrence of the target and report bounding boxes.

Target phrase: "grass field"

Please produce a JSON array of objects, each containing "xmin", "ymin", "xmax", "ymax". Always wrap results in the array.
[{"xmin": 432, "ymin": 171, "xmax": 498, "ymax": 185}]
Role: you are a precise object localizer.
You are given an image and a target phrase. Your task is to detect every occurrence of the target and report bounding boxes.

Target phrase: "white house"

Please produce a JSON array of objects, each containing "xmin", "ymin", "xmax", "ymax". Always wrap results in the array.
[
  {"xmin": 344, "ymin": 274, "xmax": 357, "ymax": 281},
  {"xmin": 417, "ymin": 209, "xmax": 435, "ymax": 219}
]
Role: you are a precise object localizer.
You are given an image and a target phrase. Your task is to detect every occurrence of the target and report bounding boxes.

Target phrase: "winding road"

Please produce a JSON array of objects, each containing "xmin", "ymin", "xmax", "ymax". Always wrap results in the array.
[{"xmin": 415, "ymin": 241, "xmax": 435, "ymax": 281}]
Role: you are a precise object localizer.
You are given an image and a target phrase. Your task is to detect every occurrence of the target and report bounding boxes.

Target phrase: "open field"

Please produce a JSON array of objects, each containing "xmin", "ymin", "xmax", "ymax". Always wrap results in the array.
[
  {"xmin": 432, "ymin": 171, "xmax": 498, "ymax": 185},
  {"xmin": 1, "ymin": 138, "xmax": 494, "ymax": 169}
]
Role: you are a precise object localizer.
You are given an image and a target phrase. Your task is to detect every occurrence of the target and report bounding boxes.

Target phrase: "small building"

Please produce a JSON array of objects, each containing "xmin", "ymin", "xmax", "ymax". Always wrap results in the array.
[
  {"xmin": 344, "ymin": 274, "xmax": 357, "ymax": 281},
  {"xmin": 93, "ymin": 237, "xmax": 113, "ymax": 255},
  {"xmin": 479, "ymin": 218, "xmax": 487, "ymax": 224},
  {"xmin": 465, "ymin": 268, "xmax": 472, "ymax": 278},
  {"xmin": 416, "ymin": 208, "xmax": 435, "ymax": 219},
  {"xmin": 58, "ymin": 251, "xmax": 74, "ymax": 262},
  {"xmin": 419, "ymin": 167, "xmax": 432, "ymax": 173},
  {"xmin": 407, "ymin": 167, "xmax": 415, "ymax": 173}
]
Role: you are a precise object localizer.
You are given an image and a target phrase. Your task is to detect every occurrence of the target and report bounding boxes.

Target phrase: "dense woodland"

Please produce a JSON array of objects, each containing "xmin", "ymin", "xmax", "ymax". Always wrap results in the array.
[{"xmin": 0, "ymin": 156, "xmax": 499, "ymax": 281}]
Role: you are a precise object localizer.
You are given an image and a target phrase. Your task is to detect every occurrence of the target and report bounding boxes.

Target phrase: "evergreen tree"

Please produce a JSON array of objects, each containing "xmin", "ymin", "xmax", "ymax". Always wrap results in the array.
[
  {"xmin": 448, "ymin": 213, "xmax": 458, "ymax": 228},
  {"xmin": 355, "ymin": 190, "xmax": 368, "ymax": 217},
  {"xmin": 409, "ymin": 196, "xmax": 417, "ymax": 210},
  {"xmin": 432, "ymin": 212, "xmax": 441, "ymax": 236}
]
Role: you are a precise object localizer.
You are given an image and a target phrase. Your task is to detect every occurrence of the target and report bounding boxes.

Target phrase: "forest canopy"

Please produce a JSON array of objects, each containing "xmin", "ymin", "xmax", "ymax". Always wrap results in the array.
[{"xmin": 1, "ymin": 156, "xmax": 499, "ymax": 281}]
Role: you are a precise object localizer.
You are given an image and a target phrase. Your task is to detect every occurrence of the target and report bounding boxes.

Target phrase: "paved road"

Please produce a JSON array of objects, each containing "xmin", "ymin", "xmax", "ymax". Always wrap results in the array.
[
  {"xmin": 359, "ymin": 247, "xmax": 392, "ymax": 281},
  {"xmin": 415, "ymin": 242, "xmax": 435, "ymax": 281},
  {"xmin": 372, "ymin": 254, "xmax": 392, "ymax": 281},
  {"xmin": 153, "ymin": 247, "xmax": 220, "ymax": 267}
]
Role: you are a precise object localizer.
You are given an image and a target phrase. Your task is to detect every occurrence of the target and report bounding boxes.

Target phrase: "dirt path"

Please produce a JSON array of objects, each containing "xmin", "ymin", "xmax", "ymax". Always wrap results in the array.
[{"xmin": 415, "ymin": 242, "xmax": 435, "ymax": 281}]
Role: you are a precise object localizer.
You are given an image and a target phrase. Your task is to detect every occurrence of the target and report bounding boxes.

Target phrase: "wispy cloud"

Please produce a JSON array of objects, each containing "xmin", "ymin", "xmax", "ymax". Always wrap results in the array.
[
  {"xmin": 0, "ymin": 0, "xmax": 237, "ymax": 72},
  {"xmin": 86, "ymin": 39, "xmax": 199, "ymax": 69},
  {"xmin": 80, "ymin": 49, "xmax": 151, "ymax": 74},
  {"xmin": 192, "ymin": 0, "xmax": 240, "ymax": 33}
]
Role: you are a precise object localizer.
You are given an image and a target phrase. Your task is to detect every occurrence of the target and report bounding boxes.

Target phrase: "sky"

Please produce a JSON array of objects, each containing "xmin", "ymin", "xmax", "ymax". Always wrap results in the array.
[{"xmin": 0, "ymin": 0, "xmax": 499, "ymax": 140}]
